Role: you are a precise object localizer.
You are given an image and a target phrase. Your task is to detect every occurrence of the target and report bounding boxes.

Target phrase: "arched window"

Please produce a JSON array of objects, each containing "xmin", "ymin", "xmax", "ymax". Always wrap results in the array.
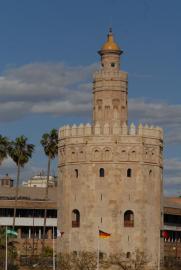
[
  {"xmin": 127, "ymin": 168, "xmax": 132, "ymax": 178},
  {"xmin": 126, "ymin": 252, "xmax": 131, "ymax": 258},
  {"xmin": 124, "ymin": 210, "xmax": 134, "ymax": 227},
  {"xmin": 131, "ymin": 150, "xmax": 136, "ymax": 160},
  {"xmin": 105, "ymin": 149, "xmax": 111, "ymax": 161},
  {"xmin": 75, "ymin": 169, "xmax": 78, "ymax": 178},
  {"xmin": 94, "ymin": 149, "xmax": 101, "ymax": 160},
  {"xmin": 99, "ymin": 168, "xmax": 105, "ymax": 177},
  {"xmin": 120, "ymin": 150, "xmax": 127, "ymax": 160},
  {"xmin": 72, "ymin": 209, "xmax": 80, "ymax": 227},
  {"xmin": 72, "ymin": 151, "xmax": 76, "ymax": 161},
  {"xmin": 79, "ymin": 151, "xmax": 84, "ymax": 160}
]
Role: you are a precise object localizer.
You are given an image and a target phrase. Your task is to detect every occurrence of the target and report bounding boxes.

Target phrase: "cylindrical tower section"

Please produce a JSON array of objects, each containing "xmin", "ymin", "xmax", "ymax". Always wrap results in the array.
[{"xmin": 92, "ymin": 29, "xmax": 128, "ymax": 127}]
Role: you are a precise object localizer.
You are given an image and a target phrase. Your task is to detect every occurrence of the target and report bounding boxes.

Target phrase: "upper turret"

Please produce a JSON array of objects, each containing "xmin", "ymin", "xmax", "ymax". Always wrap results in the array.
[
  {"xmin": 98, "ymin": 28, "xmax": 123, "ymax": 72},
  {"xmin": 92, "ymin": 29, "xmax": 128, "ymax": 127}
]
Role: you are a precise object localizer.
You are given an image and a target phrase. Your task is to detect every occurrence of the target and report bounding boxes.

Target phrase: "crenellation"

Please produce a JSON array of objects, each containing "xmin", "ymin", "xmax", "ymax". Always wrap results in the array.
[
  {"xmin": 129, "ymin": 123, "xmax": 136, "ymax": 135},
  {"xmin": 77, "ymin": 124, "xmax": 84, "ymax": 136},
  {"xmin": 59, "ymin": 123, "xmax": 163, "ymax": 140},
  {"xmin": 94, "ymin": 122, "xmax": 101, "ymax": 135},
  {"xmin": 112, "ymin": 122, "xmax": 120, "ymax": 135},
  {"xmin": 103, "ymin": 123, "xmax": 110, "ymax": 135},
  {"xmin": 71, "ymin": 124, "xmax": 77, "ymax": 136}
]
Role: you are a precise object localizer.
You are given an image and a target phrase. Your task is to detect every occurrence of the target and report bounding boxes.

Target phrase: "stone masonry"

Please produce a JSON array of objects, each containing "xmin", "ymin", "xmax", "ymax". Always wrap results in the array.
[{"xmin": 57, "ymin": 29, "xmax": 163, "ymax": 269}]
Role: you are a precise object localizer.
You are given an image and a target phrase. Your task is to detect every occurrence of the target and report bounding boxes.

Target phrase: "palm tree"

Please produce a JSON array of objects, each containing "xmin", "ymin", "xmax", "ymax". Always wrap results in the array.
[
  {"xmin": 40, "ymin": 128, "xmax": 58, "ymax": 248},
  {"xmin": 0, "ymin": 135, "xmax": 9, "ymax": 165},
  {"xmin": 8, "ymin": 135, "xmax": 35, "ymax": 228}
]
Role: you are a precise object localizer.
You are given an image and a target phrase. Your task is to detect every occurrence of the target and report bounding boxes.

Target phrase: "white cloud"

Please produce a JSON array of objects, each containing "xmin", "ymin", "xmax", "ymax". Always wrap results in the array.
[
  {"xmin": 0, "ymin": 62, "xmax": 96, "ymax": 121},
  {"xmin": 1, "ymin": 61, "xmax": 181, "ymax": 145},
  {"xmin": 164, "ymin": 176, "xmax": 181, "ymax": 196},
  {"xmin": 129, "ymin": 99, "xmax": 181, "ymax": 144},
  {"xmin": 129, "ymin": 99, "xmax": 181, "ymax": 127},
  {"xmin": 163, "ymin": 158, "xmax": 181, "ymax": 195}
]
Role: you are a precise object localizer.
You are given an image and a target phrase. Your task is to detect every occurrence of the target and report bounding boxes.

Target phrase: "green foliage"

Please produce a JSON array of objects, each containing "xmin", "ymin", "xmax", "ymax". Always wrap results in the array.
[
  {"xmin": 40, "ymin": 128, "xmax": 58, "ymax": 159},
  {"xmin": 105, "ymin": 250, "xmax": 149, "ymax": 270},
  {"xmin": 40, "ymin": 128, "xmax": 58, "ymax": 247},
  {"xmin": 57, "ymin": 250, "xmax": 149, "ymax": 270},
  {"xmin": 163, "ymin": 256, "xmax": 181, "ymax": 270},
  {"xmin": 41, "ymin": 246, "xmax": 53, "ymax": 257},
  {"xmin": 0, "ymin": 227, "xmax": 19, "ymax": 270},
  {"xmin": 8, "ymin": 135, "xmax": 34, "ymax": 167},
  {"xmin": 57, "ymin": 252, "xmax": 97, "ymax": 270},
  {"xmin": 57, "ymin": 253, "xmax": 73, "ymax": 270},
  {"xmin": 0, "ymin": 135, "xmax": 9, "ymax": 165},
  {"xmin": 73, "ymin": 251, "xmax": 97, "ymax": 270}
]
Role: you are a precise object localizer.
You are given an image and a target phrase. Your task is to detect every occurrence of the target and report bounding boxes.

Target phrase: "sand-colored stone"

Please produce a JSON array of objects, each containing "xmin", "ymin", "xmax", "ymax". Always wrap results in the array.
[{"xmin": 57, "ymin": 30, "xmax": 163, "ymax": 269}]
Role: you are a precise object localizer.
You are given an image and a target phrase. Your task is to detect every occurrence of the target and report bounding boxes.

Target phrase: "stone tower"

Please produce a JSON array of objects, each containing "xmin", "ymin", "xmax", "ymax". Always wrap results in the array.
[{"xmin": 57, "ymin": 29, "xmax": 163, "ymax": 269}]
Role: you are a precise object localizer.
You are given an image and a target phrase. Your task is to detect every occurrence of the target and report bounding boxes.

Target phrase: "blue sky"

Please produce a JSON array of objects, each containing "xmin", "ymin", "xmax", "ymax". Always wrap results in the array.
[{"xmin": 0, "ymin": 0, "xmax": 181, "ymax": 195}]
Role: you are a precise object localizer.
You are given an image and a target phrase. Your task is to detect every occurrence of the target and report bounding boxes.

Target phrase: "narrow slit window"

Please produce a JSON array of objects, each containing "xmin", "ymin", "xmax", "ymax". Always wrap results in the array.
[
  {"xmin": 99, "ymin": 168, "xmax": 105, "ymax": 177},
  {"xmin": 72, "ymin": 209, "xmax": 80, "ymax": 228},
  {"xmin": 75, "ymin": 169, "xmax": 78, "ymax": 178},
  {"xmin": 127, "ymin": 168, "xmax": 132, "ymax": 178}
]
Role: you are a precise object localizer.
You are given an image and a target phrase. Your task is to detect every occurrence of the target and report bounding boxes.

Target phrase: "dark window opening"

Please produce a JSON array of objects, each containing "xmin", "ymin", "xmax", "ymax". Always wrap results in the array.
[
  {"xmin": 99, "ymin": 168, "xmax": 105, "ymax": 177},
  {"xmin": 72, "ymin": 209, "xmax": 80, "ymax": 228},
  {"xmin": 75, "ymin": 169, "xmax": 78, "ymax": 178},
  {"xmin": 73, "ymin": 251, "xmax": 78, "ymax": 256},
  {"xmin": 99, "ymin": 252, "xmax": 104, "ymax": 260},
  {"xmin": 124, "ymin": 210, "xmax": 134, "ymax": 227},
  {"xmin": 126, "ymin": 252, "xmax": 131, "ymax": 258},
  {"xmin": 111, "ymin": 63, "xmax": 115, "ymax": 67},
  {"xmin": 127, "ymin": 168, "xmax": 132, "ymax": 178}
]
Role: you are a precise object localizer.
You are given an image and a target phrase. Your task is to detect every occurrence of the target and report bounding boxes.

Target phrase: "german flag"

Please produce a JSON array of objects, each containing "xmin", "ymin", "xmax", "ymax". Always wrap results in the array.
[{"xmin": 99, "ymin": 230, "xmax": 111, "ymax": 239}]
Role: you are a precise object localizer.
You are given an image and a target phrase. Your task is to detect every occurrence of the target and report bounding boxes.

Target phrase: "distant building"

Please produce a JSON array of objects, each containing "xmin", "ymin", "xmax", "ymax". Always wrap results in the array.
[
  {"xmin": 0, "ymin": 174, "xmax": 13, "ymax": 187},
  {"xmin": 0, "ymin": 176, "xmax": 57, "ymax": 255},
  {"xmin": 22, "ymin": 172, "xmax": 57, "ymax": 188}
]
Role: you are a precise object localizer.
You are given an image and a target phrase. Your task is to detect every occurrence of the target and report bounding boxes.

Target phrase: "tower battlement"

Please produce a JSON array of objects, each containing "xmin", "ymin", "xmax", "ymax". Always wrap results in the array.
[{"xmin": 59, "ymin": 123, "xmax": 163, "ymax": 140}]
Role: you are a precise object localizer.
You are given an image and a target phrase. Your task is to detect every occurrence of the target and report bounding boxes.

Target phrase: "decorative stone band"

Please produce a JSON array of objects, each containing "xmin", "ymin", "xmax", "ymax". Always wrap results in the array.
[
  {"xmin": 59, "ymin": 123, "xmax": 163, "ymax": 140},
  {"xmin": 93, "ymin": 70, "xmax": 128, "ymax": 80}
]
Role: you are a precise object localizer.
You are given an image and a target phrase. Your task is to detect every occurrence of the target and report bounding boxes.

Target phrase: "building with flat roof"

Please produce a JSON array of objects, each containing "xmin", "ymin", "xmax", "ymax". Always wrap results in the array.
[
  {"xmin": 0, "ymin": 184, "xmax": 57, "ymax": 256},
  {"xmin": 22, "ymin": 173, "xmax": 57, "ymax": 188}
]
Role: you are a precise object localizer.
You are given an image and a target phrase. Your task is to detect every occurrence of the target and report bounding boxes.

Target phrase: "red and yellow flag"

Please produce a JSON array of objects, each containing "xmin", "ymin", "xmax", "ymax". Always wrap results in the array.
[{"xmin": 99, "ymin": 230, "xmax": 111, "ymax": 239}]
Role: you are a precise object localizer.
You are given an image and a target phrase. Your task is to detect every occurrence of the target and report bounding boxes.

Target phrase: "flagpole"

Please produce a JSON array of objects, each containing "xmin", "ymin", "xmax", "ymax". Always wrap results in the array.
[
  {"xmin": 53, "ymin": 226, "xmax": 55, "ymax": 270},
  {"xmin": 5, "ymin": 226, "xmax": 7, "ymax": 270},
  {"xmin": 97, "ymin": 228, "xmax": 99, "ymax": 270}
]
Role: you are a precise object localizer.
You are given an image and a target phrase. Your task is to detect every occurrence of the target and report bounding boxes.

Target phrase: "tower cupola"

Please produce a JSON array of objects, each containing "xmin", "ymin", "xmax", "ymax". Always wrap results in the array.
[
  {"xmin": 98, "ymin": 28, "xmax": 123, "ymax": 72},
  {"xmin": 99, "ymin": 28, "xmax": 123, "ymax": 55}
]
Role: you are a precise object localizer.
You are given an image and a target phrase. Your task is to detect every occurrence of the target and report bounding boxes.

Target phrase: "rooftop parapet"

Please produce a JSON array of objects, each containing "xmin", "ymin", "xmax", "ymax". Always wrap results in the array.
[{"xmin": 59, "ymin": 123, "xmax": 163, "ymax": 140}]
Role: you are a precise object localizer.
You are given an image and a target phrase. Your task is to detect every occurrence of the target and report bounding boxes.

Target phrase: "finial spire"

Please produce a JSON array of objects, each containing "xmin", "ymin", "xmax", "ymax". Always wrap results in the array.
[{"xmin": 99, "ymin": 28, "xmax": 122, "ymax": 55}]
